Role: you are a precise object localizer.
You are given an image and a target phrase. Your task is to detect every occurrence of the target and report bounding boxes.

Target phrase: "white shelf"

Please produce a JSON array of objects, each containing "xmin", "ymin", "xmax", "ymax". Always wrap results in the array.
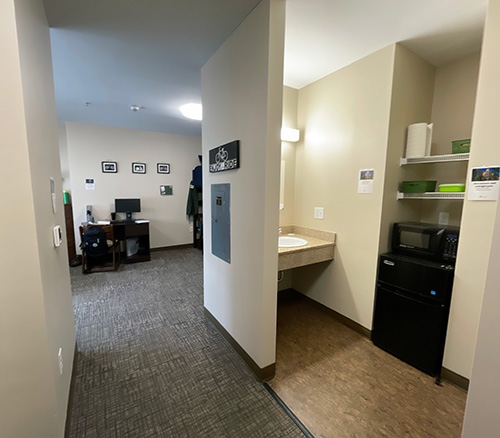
[
  {"xmin": 400, "ymin": 153, "xmax": 470, "ymax": 166},
  {"xmin": 397, "ymin": 191, "xmax": 465, "ymax": 200}
]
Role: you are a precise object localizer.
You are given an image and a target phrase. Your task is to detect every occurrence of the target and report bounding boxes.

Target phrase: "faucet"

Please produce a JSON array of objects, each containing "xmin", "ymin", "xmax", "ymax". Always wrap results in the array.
[{"xmin": 279, "ymin": 228, "xmax": 282, "ymax": 235}]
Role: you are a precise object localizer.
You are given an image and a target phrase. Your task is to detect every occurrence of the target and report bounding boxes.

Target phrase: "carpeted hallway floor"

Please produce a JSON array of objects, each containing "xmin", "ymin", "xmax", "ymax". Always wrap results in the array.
[{"xmin": 68, "ymin": 248, "xmax": 304, "ymax": 438}]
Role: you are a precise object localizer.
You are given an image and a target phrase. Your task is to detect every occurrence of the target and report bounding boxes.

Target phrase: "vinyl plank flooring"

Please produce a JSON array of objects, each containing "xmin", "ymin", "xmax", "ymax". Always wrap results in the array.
[{"xmin": 269, "ymin": 291, "xmax": 467, "ymax": 438}]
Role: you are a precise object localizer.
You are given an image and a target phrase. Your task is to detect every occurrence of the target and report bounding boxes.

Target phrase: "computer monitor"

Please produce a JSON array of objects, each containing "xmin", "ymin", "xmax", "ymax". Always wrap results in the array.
[{"xmin": 115, "ymin": 198, "xmax": 141, "ymax": 221}]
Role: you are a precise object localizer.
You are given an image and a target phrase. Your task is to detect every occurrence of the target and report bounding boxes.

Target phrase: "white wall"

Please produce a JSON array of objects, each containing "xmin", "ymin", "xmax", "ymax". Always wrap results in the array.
[
  {"xmin": 66, "ymin": 122, "xmax": 201, "ymax": 250},
  {"xmin": 201, "ymin": 0, "xmax": 285, "ymax": 369},
  {"xmin": 0, "ymin": 0, "xmax": 75, "ymax": 436},
  {"xmin": 461, "ymin": 3, "xmax": 500, "ymax": 428},
  {"xmin": 292, "ymin": 45, "xmax": 395, "ymax": 328}
]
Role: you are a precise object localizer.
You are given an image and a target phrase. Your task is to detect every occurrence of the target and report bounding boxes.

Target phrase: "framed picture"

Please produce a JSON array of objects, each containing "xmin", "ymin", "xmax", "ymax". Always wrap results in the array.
[
  {"xmin": 132, "ymin": 162, "xmax": 146, "ymax": 174},
  {"xmin": 160, "ymin": 185, "xmax": 173, "ymax": 195},
  {"xmin": 157, "ymin": 163, "xmax": 170, "ymax": 174},
  {"xmin": 102, "ymin": 161, "xmax": 117, "ymax": 173}
]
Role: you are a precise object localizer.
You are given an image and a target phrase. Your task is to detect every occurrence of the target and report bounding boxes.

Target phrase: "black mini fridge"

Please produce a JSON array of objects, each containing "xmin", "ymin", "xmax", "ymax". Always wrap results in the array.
[{"xmin": 372, "ymin": 253, "xmax": 455, "ymax": 376}]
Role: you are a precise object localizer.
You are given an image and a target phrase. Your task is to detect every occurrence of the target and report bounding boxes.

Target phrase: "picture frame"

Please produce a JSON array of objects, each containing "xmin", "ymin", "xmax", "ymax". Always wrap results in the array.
[
  {"xmin": 160, "ymin": 185, "xmax": 173, "ymax": 195},
  {"xmin": 132, "ymin": 162, "xmax": 146, "ymax": 174},
  {"xmin": 102, "ymin": 161, "xmax": 118, "ymax": 173},
  {"xmin": 157, "ymin": 163, "xmax": 170, "ymax": 174}
]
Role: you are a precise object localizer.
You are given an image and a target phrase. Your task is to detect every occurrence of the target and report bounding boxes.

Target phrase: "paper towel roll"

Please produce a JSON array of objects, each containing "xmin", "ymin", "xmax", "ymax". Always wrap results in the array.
[{"xmin": 406, "ymin": 123, "xmax": 433, "ymax": 158}]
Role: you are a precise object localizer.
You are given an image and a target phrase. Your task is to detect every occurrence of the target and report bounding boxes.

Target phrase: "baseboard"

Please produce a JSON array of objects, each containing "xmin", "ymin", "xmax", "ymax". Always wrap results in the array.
[
  {"xmin": 64, "ymin": 343, "xmax": 78, "ymax": 438},
  {"xmin": 204, "ymin": 307, "xmax": 275, "ymax": 381},
  {"xmin": 289, "ymin": 289, "xmax": 372, "ymax": 339},
  {"xmin": 441, "ymin": 367, "xmax": 469, "ymax": 391},
  {"xmin": 150, "ymin": 244, "xmax": 192, "ymax": 252}
]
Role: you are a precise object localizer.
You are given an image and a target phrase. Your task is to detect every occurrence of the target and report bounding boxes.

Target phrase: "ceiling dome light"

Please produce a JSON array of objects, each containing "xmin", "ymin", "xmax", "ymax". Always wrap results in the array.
[{"xmin": 180, "ymin": 103, "xmax": 202, "ymax": 121}]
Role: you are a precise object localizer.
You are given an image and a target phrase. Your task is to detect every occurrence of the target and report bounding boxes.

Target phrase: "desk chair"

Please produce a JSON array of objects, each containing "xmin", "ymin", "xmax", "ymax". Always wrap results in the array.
[{"xmin": 80, "ymin": 225, "xmax": 121, "ymax": 274}]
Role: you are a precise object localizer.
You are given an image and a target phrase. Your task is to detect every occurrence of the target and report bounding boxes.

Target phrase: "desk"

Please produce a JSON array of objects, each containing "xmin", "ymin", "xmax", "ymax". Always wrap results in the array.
[
  {"xmin": 83, "ymin": 221, "xmax": 151, "ymax": 264},
  {"xmin": 112, "ymin": 221, "xmax": 151, "ymax": 264}
]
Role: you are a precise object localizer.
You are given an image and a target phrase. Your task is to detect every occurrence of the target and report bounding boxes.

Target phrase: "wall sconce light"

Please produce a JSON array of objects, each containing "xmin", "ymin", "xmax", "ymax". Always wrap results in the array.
[{"xmin": 281, "ymin": 127, "xmax": 300, "ymax": 142}]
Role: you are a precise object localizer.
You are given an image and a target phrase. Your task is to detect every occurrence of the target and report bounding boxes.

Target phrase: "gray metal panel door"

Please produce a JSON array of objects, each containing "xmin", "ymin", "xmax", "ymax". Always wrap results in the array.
[{"xmin": 211, "ymin": 183, "xmax": 230, "ymax": 263}]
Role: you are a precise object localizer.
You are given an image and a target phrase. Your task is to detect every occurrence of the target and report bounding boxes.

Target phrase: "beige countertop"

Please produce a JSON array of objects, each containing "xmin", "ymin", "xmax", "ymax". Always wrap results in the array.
[
  {"xmin": 278, "ymin": 226, "xmax": 336, "ymax": 271},
  {"xmin": 278, "ymin": 233, "xmax": 334, "ymax": 254}
]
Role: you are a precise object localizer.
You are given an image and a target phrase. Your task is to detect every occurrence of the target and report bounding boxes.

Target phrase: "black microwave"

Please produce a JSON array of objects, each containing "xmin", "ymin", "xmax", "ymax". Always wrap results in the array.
[{"xmin": 392, "ymin": 222, "xmax": 460, "ymax": 263}]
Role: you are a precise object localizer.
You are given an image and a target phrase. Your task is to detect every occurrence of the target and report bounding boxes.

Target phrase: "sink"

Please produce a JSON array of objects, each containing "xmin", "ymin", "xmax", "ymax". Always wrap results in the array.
[{"xmin": 278, "ymin": 236, "xmax": 308, "ymax": 248}]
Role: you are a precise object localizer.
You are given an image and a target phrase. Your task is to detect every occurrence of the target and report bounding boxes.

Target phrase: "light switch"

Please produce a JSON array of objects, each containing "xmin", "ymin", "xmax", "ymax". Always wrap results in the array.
[{"xmin": 314, "ymin": 207, "xmax": 324, "ymax": 219}]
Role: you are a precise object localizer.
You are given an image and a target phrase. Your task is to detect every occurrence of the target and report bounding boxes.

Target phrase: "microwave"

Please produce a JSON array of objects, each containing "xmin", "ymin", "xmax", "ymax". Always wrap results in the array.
[{"xmin": 392, "ymin": 222, "xmax": 460, "ymax": 263}]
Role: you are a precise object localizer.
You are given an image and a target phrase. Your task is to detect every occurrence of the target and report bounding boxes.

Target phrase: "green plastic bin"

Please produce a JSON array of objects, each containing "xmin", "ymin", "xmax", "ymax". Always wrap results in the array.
[
  {"xmin": 452, "ymin": 139, "xmax": 471, "ymax": 154},
  {"xmin": 401, "ymin": 181, "xmax": 437, "ymax": 193}
]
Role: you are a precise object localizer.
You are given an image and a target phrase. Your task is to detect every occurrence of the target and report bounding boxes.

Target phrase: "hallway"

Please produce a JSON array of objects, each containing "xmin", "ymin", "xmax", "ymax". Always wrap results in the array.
[{"xmin": 68, "ymin": 248, "xmax": 303, "ymax": 437}]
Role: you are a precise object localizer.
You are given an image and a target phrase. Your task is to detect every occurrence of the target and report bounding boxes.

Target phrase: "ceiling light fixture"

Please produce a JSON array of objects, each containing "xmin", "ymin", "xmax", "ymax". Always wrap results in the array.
[
  {"xmin": 130, "ymin": 105, "xmax": 143, "ymax": 112},
  {"xmin": 281, "ymin": 127, "xmax": 300, "ymax": 142},
  {"xmin": 180, "ymin": 103, "xmax": 202, "ymax": 121}
]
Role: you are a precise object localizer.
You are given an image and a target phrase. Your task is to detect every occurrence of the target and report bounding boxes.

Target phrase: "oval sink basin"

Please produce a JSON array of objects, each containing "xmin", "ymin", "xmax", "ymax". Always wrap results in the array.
[{"xmin": 279, "ymin": 236, "xmax": 308, "ymax": 248}]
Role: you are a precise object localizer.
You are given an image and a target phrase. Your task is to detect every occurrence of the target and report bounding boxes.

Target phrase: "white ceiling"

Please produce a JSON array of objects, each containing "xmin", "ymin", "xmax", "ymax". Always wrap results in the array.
[
  {"xmin": 284, "ymin": 0, "xmax": 488, "ymax": 89},
  {"xmin": 43, "ymin": 0, "xmax": 488, "ymax": 136}
]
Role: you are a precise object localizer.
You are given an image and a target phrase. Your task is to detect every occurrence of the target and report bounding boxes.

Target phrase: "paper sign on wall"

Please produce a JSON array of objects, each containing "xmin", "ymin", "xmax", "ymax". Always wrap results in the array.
[
  {"xmin": 85, "ymin": 178, "xmax": 95, "ymax": 191},
  {"xmin": 358, "ymin": 169, "xmax": 374, "ymax": 194},
  {"xmin": 468, "ymin": 166, "xmax": 500, "ymax": 201}
]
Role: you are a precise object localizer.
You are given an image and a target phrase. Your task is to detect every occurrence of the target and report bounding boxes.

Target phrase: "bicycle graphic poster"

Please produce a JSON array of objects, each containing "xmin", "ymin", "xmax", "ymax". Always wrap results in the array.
[{"xmin": 209, "ymin": 140, "xmax": 240, "ymax": 173}]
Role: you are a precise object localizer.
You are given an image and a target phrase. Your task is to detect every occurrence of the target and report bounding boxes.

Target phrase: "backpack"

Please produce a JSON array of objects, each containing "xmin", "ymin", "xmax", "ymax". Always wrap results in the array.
[{"xmin": 83, "ymin": 227, "xmax": 108, "ymax": 257}]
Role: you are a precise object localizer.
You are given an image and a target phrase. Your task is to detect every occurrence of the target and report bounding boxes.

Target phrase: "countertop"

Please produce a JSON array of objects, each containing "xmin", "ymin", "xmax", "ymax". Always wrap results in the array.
[{"xmin": 278, "ymin": 226, "xmax": 336, "ymax": 271}]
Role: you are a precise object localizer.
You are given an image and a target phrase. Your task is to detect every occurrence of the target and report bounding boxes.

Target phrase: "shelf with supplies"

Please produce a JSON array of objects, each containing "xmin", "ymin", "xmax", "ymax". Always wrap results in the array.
[
  {"xmin": 397, "ymin": 192, "xmax": 465, "ymax": 200},
  {"xmin": 400, "ymin": 153, "xmax": 470, "ymax": 166},
  {"xmin": 398, "ymin": 152, "xmax": 469, "ymax": 201}
]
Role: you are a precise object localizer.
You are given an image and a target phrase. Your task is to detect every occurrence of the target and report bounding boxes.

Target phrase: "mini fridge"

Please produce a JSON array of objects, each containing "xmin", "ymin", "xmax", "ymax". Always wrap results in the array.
[{"xmin": 371, "ymin": 253, "xmax": 455, "ymax": 376}]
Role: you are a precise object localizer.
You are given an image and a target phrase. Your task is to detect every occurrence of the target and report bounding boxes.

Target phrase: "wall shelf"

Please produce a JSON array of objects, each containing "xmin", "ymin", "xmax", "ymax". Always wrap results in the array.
[
  {"xmin": 397, "ymin": 192, "xmax": 465, "ymax": 200},
  {"xmin": 400, "ymin": 153, "xmax": 470, "ymax": 166}
]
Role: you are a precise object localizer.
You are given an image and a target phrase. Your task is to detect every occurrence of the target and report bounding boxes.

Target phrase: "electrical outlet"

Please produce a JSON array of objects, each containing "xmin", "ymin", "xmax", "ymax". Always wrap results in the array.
[
  {"xmin": 189, "ymin": 225, "xmax": 193, "ymax": 232},
  {"xmin": 438, "ymin": 212, "xmax": 449, "ymax": 226},
  {"xmin": 314, "ymin": 207, "xmax": 324, "ymax": 219},
  {"xmin": 58, "ymin": 348, "xmax": 63, "ymax": 376}
]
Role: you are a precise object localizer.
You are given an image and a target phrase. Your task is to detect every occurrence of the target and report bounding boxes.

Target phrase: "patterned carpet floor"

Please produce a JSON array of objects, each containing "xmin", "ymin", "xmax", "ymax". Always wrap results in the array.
[{"xmin": 68, "ymin": 248, "xmax": 303, "ymax": 438}]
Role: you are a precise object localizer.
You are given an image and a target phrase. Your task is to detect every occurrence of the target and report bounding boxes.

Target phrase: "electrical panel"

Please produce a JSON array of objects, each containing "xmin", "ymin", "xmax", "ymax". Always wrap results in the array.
[{"xmin": 211, "ymin": 183, "xmax": 230, "ymax": 263}]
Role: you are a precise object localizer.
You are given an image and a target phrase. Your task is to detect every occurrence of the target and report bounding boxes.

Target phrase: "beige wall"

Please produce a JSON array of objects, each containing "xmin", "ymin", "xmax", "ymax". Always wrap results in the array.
[
  {"xmin": 379, "ymin": 44, "xmax": 436, "ymax": 255},
  {"xmin": 462, "ymin": 0, "xmax": 500, "ymax": 431},
  {"xmin": 0, "ymin": 0, "xmax": 75, "ymax": 436},
  {"xmin": 66, "ymin": 122, "xmax": 201, "ymax": 250},
  {"xmin": 443, "ymin": 4, "xmax": 500, "ymax": 378},
  {"xmin": 420, "ymin": 52, "xmax": 481, "ymax": 226},
  {"xmin": 280, "ymin": 86, "xmax": 298, "ymax": 226},
  {"xmin": 201, "ymin": 0, "xmax": 285, "ymax": 368},
  {"xmin": 431, "ymin": 52, "xmax": 481, "ymax": 156},
  {"xmin": 59, "ymin": 124, "xmax": 71, "ymax": 192},
  {"xmin": 292, "ymin": 45, "xmax": 395, "ymax": 328}
]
